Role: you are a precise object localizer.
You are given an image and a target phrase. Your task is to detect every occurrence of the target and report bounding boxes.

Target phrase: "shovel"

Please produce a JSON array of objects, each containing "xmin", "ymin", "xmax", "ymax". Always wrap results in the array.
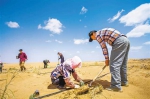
[{"xmin": 89, "ymin": 65, "xmax": 106, "ymax": 86}]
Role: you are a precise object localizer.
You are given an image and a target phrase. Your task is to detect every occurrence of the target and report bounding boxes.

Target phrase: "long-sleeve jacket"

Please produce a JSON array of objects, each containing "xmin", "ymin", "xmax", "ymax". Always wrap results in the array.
[{"xmin": 18, "ymin": 52, "xmax": 27, "ymax": 62}]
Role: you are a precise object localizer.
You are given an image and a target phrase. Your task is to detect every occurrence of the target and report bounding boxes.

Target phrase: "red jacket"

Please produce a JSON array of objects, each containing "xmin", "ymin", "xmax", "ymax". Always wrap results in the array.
[{"xmin": 18, "ymin": 52, "xmax": 27, "ymax": 62}]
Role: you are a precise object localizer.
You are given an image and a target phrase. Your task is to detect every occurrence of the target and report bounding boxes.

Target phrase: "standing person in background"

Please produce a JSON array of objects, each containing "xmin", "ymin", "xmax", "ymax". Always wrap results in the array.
[
  {"xmin": 17, "ymin": 49, "xmax": 27, "ymax": 71},
  {"xmin": 58, "ymin": 52, "xmax": 64, "ymax": 64},
  {"xmin": 43, "ymin": 59, "xmax": 50, "ymax": 68},
  {"xmin": 88, "ymin": 28, "xmax": 130, "ymax": 92},
  {"xmin": 0, "ymin": 61, "xmax": 3, "ymax": 73}
]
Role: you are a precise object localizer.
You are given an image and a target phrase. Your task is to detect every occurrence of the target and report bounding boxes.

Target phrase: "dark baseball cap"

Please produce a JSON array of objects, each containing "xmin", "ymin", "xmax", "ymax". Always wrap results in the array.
[
  {"xmin": 89, "ymin": 30, "xmax": 97, "ymax": 42},
  {"xmin": 19, "ymin": 49, "xmax": 23, "ymax": 51}
]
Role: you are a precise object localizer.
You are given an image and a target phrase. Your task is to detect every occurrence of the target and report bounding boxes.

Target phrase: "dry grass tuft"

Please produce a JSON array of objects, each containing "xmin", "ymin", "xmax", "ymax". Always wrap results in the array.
[
  {"xmin": 59, "ymin": 84, "xmax": 103, "ymax": 99},
  {"xmin": 0, "ymin": 70, "xmax": 18, "ymax": 99}
]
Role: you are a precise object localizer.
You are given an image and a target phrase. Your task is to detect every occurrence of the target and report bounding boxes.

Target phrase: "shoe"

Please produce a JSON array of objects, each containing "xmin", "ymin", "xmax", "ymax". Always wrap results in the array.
[
  {"xmin": 57, "ymin": 85, "xmax": 66, "ymax": 89},
  {"xmin": 105, "ymin": 87, "xmax": 122, "ymax": 92},
  {"xmin": 121, "ymin": 83, "xmax": 129, "ymax": 87}
]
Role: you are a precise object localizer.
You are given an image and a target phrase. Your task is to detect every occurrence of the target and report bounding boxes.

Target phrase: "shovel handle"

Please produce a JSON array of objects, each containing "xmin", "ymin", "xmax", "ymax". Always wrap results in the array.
[
  {"xmin": 89, "ymin": 65, "xmax": 107, "ymax": 86},
  {"xmin": 102, "ymin": 65, "xmax": 106, "ymax": 70}
]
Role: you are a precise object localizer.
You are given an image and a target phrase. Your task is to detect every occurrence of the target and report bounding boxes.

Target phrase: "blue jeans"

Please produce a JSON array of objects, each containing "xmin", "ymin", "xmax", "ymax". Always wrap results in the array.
[{"xmin": 110, "ymin": 36, "xmax": 130, "ymax": 90}]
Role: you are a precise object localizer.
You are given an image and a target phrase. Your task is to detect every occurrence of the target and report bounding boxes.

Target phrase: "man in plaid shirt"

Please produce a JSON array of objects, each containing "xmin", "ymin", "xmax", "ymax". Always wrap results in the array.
[{"xmin": 89, "ymin": 28, "xmax": 130, "ymax": 92}]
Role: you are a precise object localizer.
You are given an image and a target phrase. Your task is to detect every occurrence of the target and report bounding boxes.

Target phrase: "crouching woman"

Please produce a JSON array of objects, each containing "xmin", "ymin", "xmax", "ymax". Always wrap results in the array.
[{"xmin": 50, "ymin": 56, "xmax": 84, "ymax": 89}]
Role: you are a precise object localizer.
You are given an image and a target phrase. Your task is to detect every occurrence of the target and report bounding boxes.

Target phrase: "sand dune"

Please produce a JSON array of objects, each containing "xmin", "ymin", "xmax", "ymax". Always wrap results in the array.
[{"xmin": 0, "ymin": 59, "xmax": 150, "ymax": 99}]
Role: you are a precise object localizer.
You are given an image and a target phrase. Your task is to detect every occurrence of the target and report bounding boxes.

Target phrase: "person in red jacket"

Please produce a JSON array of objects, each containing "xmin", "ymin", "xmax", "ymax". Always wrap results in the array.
[{"xmin": 17, "ymin": 49, "xmax": 27, "ymax": 71}]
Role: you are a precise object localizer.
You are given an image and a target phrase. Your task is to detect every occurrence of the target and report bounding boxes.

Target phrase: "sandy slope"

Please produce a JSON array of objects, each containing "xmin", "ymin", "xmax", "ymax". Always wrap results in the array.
[{"xmin": 0, "ymin": 59, "xmax": 150, "ymax": 99}]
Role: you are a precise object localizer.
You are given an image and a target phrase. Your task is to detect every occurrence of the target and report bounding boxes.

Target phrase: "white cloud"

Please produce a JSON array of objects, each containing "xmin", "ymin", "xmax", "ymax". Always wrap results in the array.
[
  {"xmin": 108, "ymin": 9, "xmax": 124, "ymax": 22},
  {"xmin": 55, "ymin": 39, "xmax": 62, "ymax": 43},
  {"xmin": 45, "ymin": 40, "xmax": 51, "ymax": 43},
  {"xmin": 49, "ymin": 34, "xmax": 54, "ymax": 37},
  {"xmin": 144, "ymin": 41, "xmax": 150, "ymax": 45},
  {"xmin": 119, "ymin": 3, "xmax": 150, "ymax": 26},
  {"xmin": 91, "ymin": 51, "xmax": 95, "ymax": 53},
  {"xmin": 131, "ymin": 46, "xmax": 142, "ymax": 50},
  {"xmin": 96, "ymin": 46, "xmax": 100, "ymax": 48},
  {"xmin": 38, "ymin": 18, "xmax": 63, "ymax": 34},
  {"xmin": 126, "ymin": 24, "xmax": 150, "ymax": 37},
  {"xmin": 6, "ymin": 21, "xmax": 20, "ymax": 28},
  {"xmin": 80, "ymin": 6, "xmax": 88, "ymax": 14},
  {"xmin": 38, "ymin": 24, "xmax": 42, "ymax": 29},
  {"xmin": 74, "ymin": 39, "xmax": 88, "ymax": 44},
  {"xmin": 79, "ymin": 19, "xmax": 82, "ymax": 22},
  {"xmin": 76, "ymin": 51, "xmax": 80, "ymax": 53}
]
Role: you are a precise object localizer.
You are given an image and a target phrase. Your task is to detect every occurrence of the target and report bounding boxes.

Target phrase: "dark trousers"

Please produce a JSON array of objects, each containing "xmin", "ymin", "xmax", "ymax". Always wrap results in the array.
[
  {"xmin": 19, "ymin": 61, "xmax": 26, "ymax": 71},
  {"xmin": 51, "ymin": 76, "xmax": 66, "ymax": 87},
  {"xmin": 58, "ymin": 76, "xmax": 66, "ymax": 87},
  {"xmin": 0, "ymin": 67, "xmax": 2, "ymax": 73},
  {"xmin": 43, "ymin": 62, "xmax": 47, "ymax": 68}
]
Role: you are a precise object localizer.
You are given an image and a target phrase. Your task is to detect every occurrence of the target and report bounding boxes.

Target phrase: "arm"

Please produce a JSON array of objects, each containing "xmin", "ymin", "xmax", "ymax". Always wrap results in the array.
[
  {"xmin": 18, "ymin": 53, "xmax": 20, "ymax": 58},
  {"xmin": 97, "ymin": 36, "xmax": 109, "ymax": 66},
  {"xmin": 24, "ymin": 53, "xmax": 27, "ymax": 60},
  {"xmin": 72, "ymin": 70, "xmax": 82, "ymax": 82},
  {"xmin": 62, "ymin": 68, "xmax": 76, "ymax": 88},
  {"xmin": 101, "ymin": 41, "xmax": 109, "ymax": 60},
  {"xmin": 101, "ymin": 41, "xmax": 109, "ymax": 66},
  {"xmin": 64, "ymin": 78, "xmax": 75, "ymax": 88}
]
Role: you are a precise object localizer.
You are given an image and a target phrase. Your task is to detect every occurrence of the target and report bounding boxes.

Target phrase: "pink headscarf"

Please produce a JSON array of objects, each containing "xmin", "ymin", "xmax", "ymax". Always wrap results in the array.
[{"xmin": 63, "ymin": 56, "xmax": 82, "ymax": 69}]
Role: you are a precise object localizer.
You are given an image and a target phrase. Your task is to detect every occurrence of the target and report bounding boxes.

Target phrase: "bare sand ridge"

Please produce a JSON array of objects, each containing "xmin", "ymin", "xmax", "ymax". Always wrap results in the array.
[{"xmin": 0, "ymin": 59, "xmax": 150, "ymax": 99}]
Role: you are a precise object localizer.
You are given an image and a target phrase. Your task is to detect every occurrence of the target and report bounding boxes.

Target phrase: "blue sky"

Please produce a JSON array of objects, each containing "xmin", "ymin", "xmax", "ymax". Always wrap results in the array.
[{"xmin": 0, "ymin": 0, "xmax": 150, "ymax": 63}]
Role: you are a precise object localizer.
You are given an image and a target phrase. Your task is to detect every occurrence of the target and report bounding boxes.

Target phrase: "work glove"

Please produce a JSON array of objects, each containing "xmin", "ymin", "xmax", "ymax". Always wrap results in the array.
[
  {"xmin": 74, "ymin": 85, "xmax": 80, "ymax": 88},
  {"xmin": 105, "ymin": 59, "xmax": 109, "ymax": 66},
  {"xmin": 79, "ymin": 80, "xmax": 84, "ymax": 86}
]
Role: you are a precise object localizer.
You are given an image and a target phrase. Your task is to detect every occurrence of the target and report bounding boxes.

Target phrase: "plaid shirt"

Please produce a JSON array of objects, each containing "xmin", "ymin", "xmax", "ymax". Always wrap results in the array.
[
  {"xmin": 96, "ymin": 28, "xmax": 125, "ymax": 59},
  {"xmin": 51, "ymin": 64, "xmax": 73, "ymax": 79}
]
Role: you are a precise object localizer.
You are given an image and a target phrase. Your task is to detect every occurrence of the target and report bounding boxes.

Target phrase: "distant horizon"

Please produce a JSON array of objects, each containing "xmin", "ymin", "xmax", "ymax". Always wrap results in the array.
[{"xmin": 2, "ymin": 58, "xmax": 150, "ymax": 64}]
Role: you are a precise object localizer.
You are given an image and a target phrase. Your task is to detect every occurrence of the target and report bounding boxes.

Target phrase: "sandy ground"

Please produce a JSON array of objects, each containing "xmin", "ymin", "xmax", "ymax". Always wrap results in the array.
[{"xmin": 0, "ymin": 59, "xmax": 150, "ymax": 99}]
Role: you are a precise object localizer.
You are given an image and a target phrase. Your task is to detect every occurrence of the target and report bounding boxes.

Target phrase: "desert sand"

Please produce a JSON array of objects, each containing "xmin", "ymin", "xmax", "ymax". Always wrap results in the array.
[{"xmin": 0, "ymin": 59, "xmax": 150, "ymax": 99}]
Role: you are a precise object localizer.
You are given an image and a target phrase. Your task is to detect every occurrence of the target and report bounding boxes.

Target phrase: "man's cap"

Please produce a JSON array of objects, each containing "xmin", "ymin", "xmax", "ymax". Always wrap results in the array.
[
  {"xmin": 89, "ymin": 30, "xmax": 97, "ymax": 42},
  {"xmin": 19, "ymin": 49, "xmax": 23, "ymax": 51}
]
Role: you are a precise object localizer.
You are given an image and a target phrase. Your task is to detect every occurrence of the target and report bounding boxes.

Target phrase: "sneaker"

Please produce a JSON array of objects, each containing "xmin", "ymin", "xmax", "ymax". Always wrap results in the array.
[
  {"xmin": 121, "ymin": 83, "xmax": 129, "ymax": 87},
  {"xmin": 105, "ymin": 87, "xmax": 122, "ymax": 92}
]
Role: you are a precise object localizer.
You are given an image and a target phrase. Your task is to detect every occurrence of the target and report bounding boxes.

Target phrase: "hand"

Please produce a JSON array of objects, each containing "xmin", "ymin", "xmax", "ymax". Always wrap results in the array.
[
  {"xmin": 79, "ymin": 80, "xmax": 84, "ymax": 86},
  {"xmin": 105, "ymin": 59, "xmax": 109, "ymax": 66},
  {"xmin": 74, "ymin": 85, "xmax": 80, "ymax": 88}
]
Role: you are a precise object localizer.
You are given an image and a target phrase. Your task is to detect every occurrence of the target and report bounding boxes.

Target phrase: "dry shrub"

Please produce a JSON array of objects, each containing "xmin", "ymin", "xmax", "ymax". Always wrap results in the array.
[
  {"xmin": 0, "ymin": 70, "xmax": 18, "ymax": 99},
  {"xmin": 145, "ymin": 72, "xmax": 150, "ymax": 78},
  {"xmin": 59, "ymin": 84, "xmax": 103, "ymax": 99}
]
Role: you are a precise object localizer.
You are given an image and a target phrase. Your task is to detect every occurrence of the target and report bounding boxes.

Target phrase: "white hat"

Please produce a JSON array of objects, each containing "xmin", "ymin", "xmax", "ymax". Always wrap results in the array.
[
  {"xmin": 71, "ymin": 56, "xmax": 82, "ymax": 69},
  {"xmin": 63, "ymin": 56, "xmax": 82, "ymax": 69}
]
